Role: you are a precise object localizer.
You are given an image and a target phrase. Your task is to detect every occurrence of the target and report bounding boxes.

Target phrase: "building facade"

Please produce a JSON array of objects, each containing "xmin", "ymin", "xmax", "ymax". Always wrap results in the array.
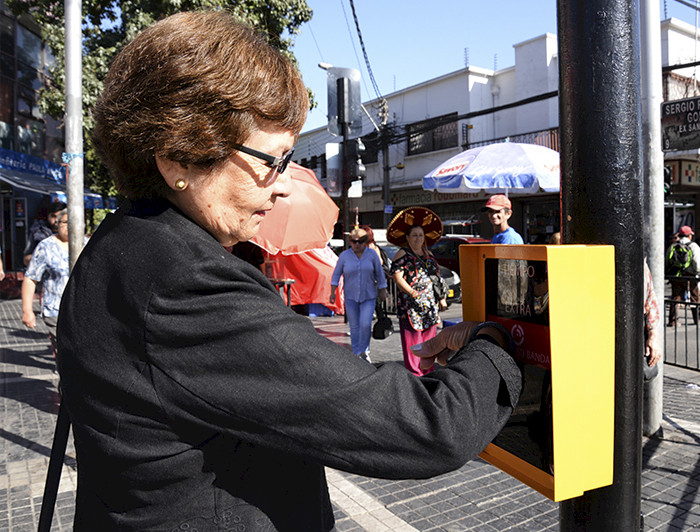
[
  {"xmin": 296, "ymin": 17, "xmax": 700, "ymax": 244},
  {"xmin": 0, "ymin": 2, "xmax": 69, "ymax": 272}
]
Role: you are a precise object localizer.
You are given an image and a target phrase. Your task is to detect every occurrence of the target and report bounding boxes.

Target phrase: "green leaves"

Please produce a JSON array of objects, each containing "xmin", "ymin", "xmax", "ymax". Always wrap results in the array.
[{"xmin": 7, "ymin": 0, "xmax": 312, "ymax": 199}]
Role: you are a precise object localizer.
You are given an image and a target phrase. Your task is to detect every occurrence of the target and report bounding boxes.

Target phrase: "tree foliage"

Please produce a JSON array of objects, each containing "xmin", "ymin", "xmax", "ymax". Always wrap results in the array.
[{"xmin": 7, "ymin": 0, "xmax": 313, "ymax": 198}]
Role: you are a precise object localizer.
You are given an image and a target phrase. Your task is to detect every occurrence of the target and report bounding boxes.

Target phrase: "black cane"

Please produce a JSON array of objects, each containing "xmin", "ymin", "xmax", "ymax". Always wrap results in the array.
[{"xmin": 38, "ymin": 401, "xmax": 71, "ymax": 531}]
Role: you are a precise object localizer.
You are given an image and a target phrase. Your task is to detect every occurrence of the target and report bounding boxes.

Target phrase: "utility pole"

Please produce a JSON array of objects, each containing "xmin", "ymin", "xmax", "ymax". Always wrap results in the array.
[
  {"xmin": 64, "ymin": 0, "xmax": 84, "ymax": 269},
  {"xmin": 558, "ymin": 0, "xmax": 643, "ymax": 529},
  {"xmin": 321, "ymin": 64, "xmax": 363, "ymax": 243},
  {"xmin": 337, "ymin": 77, "xmax": 351, "ymax": 245},
  {"xmin": 382, "ymin": 139, "xmax": 391, "ymax": 228},
  {"xmin": 640, "ymin": 0, "xmax": 665, "ymax": 438}
]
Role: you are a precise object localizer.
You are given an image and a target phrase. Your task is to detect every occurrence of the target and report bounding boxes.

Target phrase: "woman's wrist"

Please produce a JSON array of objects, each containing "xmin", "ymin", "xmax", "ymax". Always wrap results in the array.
[{"xmin": 468, "ymin": 321, "xmax": 515, "ymax": 355}]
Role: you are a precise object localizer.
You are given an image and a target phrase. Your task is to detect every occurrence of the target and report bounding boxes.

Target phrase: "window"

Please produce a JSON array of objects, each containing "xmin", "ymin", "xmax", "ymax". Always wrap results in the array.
[
  {"xmin": 0, "ymin": 15, "xmax": 14, "ymax": 57},
  {"xmin": 407, "ymin": 113, "xmax": 458, "ymax": 156},
  {"xmin": 0, "ymin": 75, "xmax": 12, "ymax": 149},
  {"xmin": 17, "ymin": 59, "xmax": 42, "ymax": 91},
  {"xmin": 17, "ymin": 24, "xmax": 41, "ymax": 70},
  {"xmin": 16, "ymin": 117, "xmax": 44, "ymax": 157}
]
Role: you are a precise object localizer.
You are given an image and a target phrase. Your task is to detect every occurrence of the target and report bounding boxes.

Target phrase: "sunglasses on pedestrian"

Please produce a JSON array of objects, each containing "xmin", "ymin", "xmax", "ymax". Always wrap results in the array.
[{"xmin": 350, "ymin": 238, "xmax": 367, "ymax": 244}]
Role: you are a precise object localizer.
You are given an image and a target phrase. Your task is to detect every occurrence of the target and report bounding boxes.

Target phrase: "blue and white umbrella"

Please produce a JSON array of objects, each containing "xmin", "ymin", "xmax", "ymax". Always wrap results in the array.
[{"xmin": 423, "ymin": 142, "xmax": 560, "ymax": 194}]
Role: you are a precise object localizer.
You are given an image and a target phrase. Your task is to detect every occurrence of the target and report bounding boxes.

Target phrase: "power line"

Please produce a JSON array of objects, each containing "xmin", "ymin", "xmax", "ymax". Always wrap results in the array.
[
  {"xmin": 307, "ymin": 22, "xmax": 325, "ymax": 63},
  {"xmin": 339, "ymin": 0, "xmax": 372, "ymax": 98},
  {"xmin": 347, "ymin": 0, "xmax": 383, "ymax": 104}
]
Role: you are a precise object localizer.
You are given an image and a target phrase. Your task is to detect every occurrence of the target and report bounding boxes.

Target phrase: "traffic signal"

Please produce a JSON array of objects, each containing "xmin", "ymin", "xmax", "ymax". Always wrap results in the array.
[{"xmin": 345, "ymin": 138, "xmax": 366, "ymax": 179}]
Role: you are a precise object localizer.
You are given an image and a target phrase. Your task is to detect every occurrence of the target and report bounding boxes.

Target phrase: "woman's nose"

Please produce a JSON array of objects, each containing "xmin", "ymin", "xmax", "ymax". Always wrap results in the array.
[{"xmin": 272, "ymin": 169, "xmax": 293, "ymax": 197}]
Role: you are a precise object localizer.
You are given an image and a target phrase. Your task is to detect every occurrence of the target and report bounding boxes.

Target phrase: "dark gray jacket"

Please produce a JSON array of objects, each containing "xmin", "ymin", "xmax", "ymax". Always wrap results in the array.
[{"xmin": 57, "ymin": 199, "xmax": 521, "ymax": 531}]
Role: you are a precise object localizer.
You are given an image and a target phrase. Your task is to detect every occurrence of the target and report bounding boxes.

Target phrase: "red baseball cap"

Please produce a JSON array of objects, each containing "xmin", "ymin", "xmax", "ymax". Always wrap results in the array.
[
  {"xmin": 679, "ymin": 225, "xmax": 695, "ymax": 236},
  {"xmin": 481, "ymin": 194, "xmax": 512, "ymax": 212}
]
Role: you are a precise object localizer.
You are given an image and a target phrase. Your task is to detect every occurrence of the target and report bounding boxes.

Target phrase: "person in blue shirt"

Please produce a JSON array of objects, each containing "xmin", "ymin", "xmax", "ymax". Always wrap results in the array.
[
  {"xmin": 482, "ymin": 194, "xmax": 524, "ymax": 244},
  {"xmin": 330, "ymin": 227, "xmax": 387, "ymax": 362}
]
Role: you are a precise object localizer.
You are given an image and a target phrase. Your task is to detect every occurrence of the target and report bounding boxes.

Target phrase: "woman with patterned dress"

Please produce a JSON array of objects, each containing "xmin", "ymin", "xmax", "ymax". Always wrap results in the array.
[{"xmin": 388, "ymin": 208, "xmax": 447, "ymax": 376}]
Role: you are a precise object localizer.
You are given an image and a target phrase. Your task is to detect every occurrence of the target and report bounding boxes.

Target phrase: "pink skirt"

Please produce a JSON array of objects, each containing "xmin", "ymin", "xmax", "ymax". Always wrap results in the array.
[{"xmin": 398, "ymin": 319, "xmax": 437, "ymax": 376}]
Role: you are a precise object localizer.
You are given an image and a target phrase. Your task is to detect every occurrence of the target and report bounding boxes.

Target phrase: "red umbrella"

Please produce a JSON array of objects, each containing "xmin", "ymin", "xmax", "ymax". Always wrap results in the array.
[{"xmin": 251, "ymin": 162, "xmax": 339, "ymax": 255}]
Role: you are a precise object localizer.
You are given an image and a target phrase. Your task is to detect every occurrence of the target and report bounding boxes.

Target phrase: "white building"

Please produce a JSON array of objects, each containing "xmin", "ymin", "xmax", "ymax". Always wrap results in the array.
[{"xmin": 295, "ymin": 17, "xmax": 700, "ymax": 243}]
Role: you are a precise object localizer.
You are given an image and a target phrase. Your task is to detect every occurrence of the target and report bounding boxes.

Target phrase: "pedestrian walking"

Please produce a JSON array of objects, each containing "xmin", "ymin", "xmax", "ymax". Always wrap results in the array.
[{"xmin": 330, "ymin": 227, "xmax": 387, "ymax": 362}]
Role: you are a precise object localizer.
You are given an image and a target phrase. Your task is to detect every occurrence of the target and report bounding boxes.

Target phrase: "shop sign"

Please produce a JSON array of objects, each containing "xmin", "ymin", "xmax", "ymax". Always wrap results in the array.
[
  {"xmin": 390, "ymin": 189, "xmax": 484, "ymax": 208},
  {"xmin": 669, "ymin": 159, "xmax": 700, "ymax": 186},
  {"xmin": 661, "ymin": 96, "xmax": 700, "ymax": 152},
  {"xmin": 0, "ymin": 148, "xmax": 64, "ymax": 182}
]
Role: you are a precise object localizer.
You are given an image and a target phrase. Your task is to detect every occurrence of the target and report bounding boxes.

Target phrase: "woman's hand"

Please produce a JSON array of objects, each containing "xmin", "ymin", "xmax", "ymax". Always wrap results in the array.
[
  {"xmin": 329, "ymin": 286, "xmax": 337, "ymax": 305},
  {"xmin": 410, "ymin": 321, "xmax": 478, "ymax": 370},
  {"xmin": 439, "ymin": 298, "xmax": 448, "ymax": 311}
]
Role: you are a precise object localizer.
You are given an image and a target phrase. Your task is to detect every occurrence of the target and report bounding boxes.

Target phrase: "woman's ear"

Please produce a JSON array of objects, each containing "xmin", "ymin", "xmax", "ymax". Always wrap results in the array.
[{"xmin": 155, "ymin": 155, "xmax": 189, "ymax": 191}]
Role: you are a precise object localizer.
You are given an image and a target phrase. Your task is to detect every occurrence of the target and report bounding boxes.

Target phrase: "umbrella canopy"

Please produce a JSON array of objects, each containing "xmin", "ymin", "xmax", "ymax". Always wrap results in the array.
[
  {"xmin": 265, "ymin": 246, "xmax": 345, "ymax": 314},
  {"xmin": 423, "ymin": 142, "xmax": 560, "ymax": 194},
  {"xmin": 251, "ymin": 162, "xmax": 339, "ymax": 255}
]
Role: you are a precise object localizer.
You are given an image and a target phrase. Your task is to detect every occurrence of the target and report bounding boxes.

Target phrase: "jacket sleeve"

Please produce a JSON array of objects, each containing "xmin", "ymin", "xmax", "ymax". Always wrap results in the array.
[{"xmin": 144, "ymin": 248, "xmax": 522, "ymax": 480}]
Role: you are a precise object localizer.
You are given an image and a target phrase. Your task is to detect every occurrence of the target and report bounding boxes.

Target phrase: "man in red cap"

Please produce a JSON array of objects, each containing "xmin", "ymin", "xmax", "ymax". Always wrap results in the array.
[
  {"xmin": 666, "ymin": 225, "xmax": 700, "ymax": 327},
  {"xmin": 481, "ymin": 194, "xmax": 524, "ymax": 244}
]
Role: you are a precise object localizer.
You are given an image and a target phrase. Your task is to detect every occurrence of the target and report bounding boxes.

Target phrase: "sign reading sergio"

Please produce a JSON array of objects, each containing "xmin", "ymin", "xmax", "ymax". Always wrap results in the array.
[{"xmin": 662, "ymin": 96, "xmax": 700, "ymax": 152}]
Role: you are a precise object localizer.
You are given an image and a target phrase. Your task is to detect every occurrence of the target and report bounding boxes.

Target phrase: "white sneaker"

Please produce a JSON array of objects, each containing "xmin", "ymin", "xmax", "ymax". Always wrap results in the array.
[{"xmin": 360, "ymin": 352, "xmax": 372, "ymax": 363}]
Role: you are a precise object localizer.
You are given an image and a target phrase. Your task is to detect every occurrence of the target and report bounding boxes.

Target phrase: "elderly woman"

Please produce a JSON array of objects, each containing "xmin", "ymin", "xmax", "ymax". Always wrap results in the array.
[
  {"xmin": 330, "ymin": 227, "xmax": 387, "ymax": 362},
  {"xmin": 56, "ymin": 11, "xmax": 522, "ymax": 531}
]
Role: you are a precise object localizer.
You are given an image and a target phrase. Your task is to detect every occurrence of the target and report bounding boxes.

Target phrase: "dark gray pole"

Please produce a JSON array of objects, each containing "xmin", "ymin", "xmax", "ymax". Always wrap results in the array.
[
  {"xmin": 382, "ymin": 135, "xmax": 391, "ymax": 228},
  {"xmin": 338, "ymin": 77, "xmax": 351, "ymax": 246},
  {"xmin": 558, "ymin": 1, "xmax": 643, "ymax": 530}
]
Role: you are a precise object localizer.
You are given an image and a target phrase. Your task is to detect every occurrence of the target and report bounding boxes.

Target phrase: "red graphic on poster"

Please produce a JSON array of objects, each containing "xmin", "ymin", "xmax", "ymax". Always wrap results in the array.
[{"xmin": 487, "ymin": 316, "xmax": 551, "ymax": 369}]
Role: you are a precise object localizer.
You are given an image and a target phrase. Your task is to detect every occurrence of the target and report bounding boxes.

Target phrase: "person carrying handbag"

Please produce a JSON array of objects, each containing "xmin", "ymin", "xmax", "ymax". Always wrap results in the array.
[{"xmin": 387, "ymin": 207, "xmax": 446, "ymax": 376}]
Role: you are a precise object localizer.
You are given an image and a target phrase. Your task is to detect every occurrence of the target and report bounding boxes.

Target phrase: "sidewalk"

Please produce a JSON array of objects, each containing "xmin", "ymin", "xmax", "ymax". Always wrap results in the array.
[{"xmin": 0, "ymin": 298, "xmax": 699, "ymax": 531}]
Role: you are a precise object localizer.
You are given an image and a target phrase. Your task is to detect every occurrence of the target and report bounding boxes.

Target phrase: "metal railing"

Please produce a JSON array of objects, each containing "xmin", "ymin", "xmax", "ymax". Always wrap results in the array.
[
  {"xmin": 385, "ymin": 278, "xmax": 400, "ymax": 315},
  {"xmin": 664, "ymin": 277, "xmax": 700, "ymax": 370}
]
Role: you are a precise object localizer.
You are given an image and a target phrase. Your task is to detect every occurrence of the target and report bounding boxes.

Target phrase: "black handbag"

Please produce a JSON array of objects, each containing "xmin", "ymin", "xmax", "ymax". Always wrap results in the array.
[
  {"xmin": 372, "ymin": 305, "xmax": 394, "ymax": 339},
  {"xmin": 431, "ymin": 274, "xmax": 449, "ymax": 301}
]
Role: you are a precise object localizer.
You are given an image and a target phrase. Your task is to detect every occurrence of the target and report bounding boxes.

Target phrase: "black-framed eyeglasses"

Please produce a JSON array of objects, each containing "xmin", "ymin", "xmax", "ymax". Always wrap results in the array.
[{"xmin": 234, "ymin": 144, "xmax": 295, "ymax": 177}]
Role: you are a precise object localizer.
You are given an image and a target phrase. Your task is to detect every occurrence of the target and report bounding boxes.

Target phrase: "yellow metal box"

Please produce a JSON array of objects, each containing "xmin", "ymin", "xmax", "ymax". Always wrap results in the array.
[{"xmin": 460, "ymin": 244, "xmax": 615, "ymax": 501}]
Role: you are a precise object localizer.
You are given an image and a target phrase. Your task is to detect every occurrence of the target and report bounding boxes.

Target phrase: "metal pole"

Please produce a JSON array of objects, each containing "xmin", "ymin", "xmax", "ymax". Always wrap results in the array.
[
  {"xmin": 39, "ymin": 3, "xmax": 84, "ymax": 528},
  {"xmin": 640, "ymin": 0, "xmax": 664, "ymax": 437},
  {"xmin": 382, "ymin": 133, "xmax": 391, "ymax": 228},
  {"xmin": 64, "ymin": 0, "xmax": 84, "ymax": 269},
  {"xmin": 338, "ymin": 77, "xmax": 351, "ymax": 246},
  {"xmin": 558, "ymin": 1, "xmax": 643, "ymax": 530}
]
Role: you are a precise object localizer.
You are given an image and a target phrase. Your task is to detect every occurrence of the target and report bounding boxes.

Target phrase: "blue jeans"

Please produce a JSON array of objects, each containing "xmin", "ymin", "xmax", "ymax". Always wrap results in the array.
[{"xmin": 345, "ymin": 298, "xmax": 376, "ymax": 356}]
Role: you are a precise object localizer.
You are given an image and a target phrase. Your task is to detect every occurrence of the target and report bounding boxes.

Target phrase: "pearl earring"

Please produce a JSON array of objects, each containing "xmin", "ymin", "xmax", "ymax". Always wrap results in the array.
[{"xmin": 175, "ymin": 179, "xmax": 186, "ymax": 190}]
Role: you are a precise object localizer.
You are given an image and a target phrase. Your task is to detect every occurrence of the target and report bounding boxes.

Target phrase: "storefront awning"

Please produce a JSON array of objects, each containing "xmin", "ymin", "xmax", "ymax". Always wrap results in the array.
[{"xmin": 0, "ymin": 167, "xmax": 104, "ymax": 209}]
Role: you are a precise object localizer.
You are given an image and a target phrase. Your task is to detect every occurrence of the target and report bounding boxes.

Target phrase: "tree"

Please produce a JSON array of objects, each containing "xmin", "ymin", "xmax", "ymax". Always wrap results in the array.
[{"xmin": 6, "ymin": 0, "xmax": 313, "ymax": 199}]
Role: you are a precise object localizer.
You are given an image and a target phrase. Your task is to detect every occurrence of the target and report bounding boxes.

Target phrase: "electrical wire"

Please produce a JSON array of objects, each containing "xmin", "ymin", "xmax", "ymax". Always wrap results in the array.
[
  {"xmin": 339, "ymin": 0, "xmax": 372, "ymax": 98},
  {"xmin": 347, "ymin": 0, "xmax": 383, "ymax": 103},
  {"xmin": 307, "ymin": 22, "xmax": 325, "ymax": 63}
]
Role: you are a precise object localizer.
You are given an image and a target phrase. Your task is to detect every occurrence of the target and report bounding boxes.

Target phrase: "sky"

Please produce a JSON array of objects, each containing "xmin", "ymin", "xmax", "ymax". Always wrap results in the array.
[{"xmin": 292, "ymin": 0, "xmax": 700, "ymax": 133}]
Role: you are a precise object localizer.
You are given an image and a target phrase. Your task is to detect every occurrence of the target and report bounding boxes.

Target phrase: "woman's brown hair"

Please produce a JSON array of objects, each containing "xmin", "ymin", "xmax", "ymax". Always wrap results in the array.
[{"xmin": 92, "ymin": 10, "xmax": 309, "ymax": 199}]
